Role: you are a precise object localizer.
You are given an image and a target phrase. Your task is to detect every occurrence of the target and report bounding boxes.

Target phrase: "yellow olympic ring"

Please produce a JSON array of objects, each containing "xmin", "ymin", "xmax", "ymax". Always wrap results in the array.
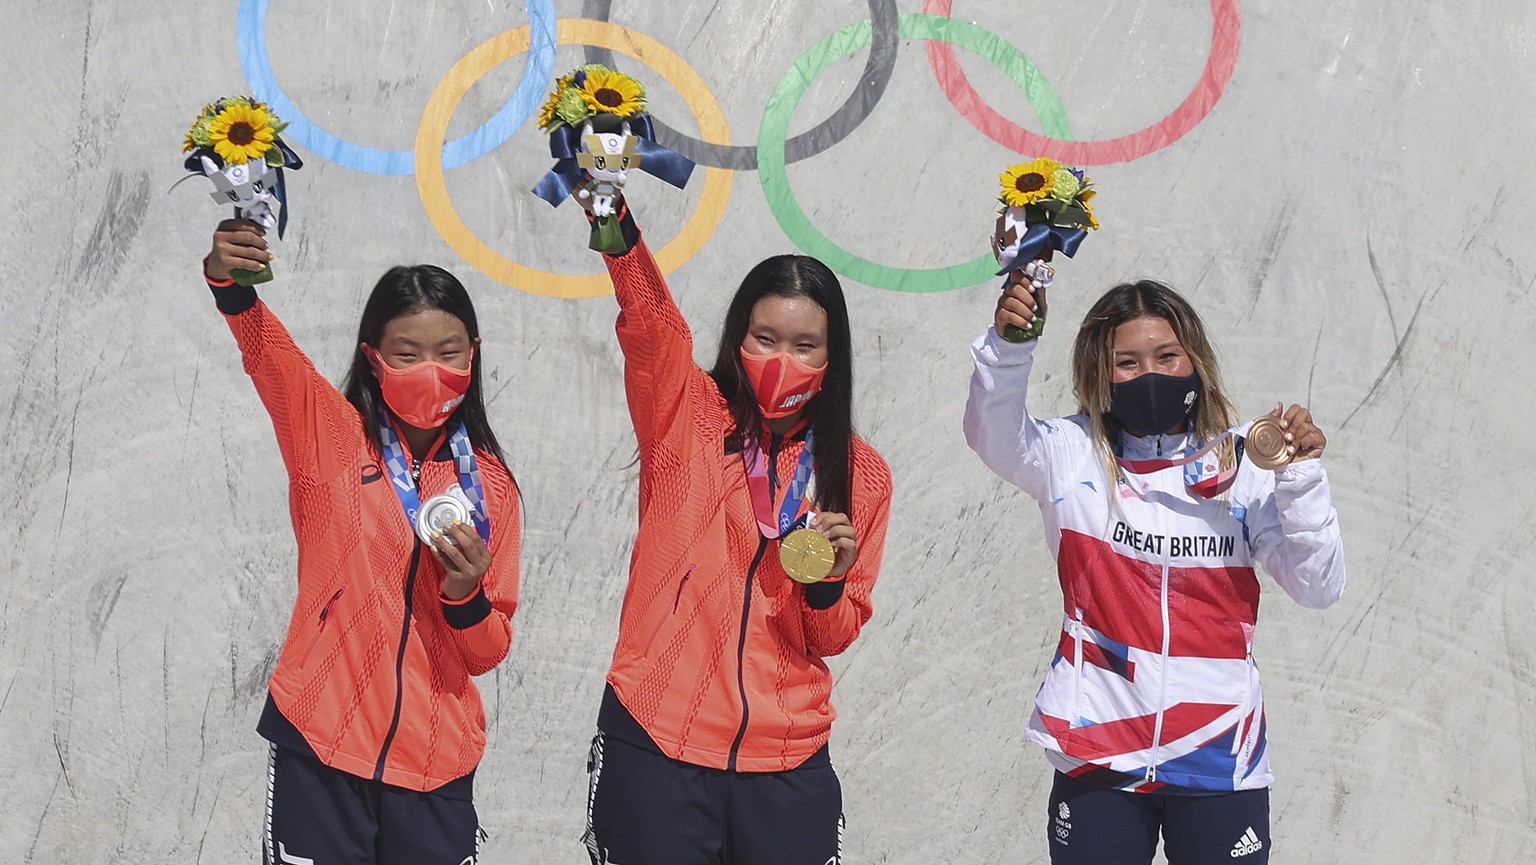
[{"xmin": 415, "ymin": 19, "xmax": 734, "ymax": 299}]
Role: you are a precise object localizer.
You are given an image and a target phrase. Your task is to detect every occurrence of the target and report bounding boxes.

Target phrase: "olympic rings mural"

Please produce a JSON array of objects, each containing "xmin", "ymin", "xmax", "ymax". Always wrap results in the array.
[{"xmin": 238, "ymin": 1, "xmax": 1242, "ymax": 298}]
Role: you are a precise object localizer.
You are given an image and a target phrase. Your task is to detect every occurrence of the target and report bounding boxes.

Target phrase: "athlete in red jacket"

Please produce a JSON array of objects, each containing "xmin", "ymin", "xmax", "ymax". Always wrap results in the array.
[
  {"xmin": 206, "ymin": 220, "xmax": 521, "ymax": 865},
  {"xmin": 575, "ymin": 199, "xmax": 893, "ymax": 865}
]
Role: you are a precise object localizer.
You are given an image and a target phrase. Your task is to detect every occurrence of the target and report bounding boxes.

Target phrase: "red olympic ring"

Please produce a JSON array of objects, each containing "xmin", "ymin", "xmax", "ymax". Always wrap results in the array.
[{"xmin": 923, "ymin": 0, "xmax": 1242, "ymax": 165}]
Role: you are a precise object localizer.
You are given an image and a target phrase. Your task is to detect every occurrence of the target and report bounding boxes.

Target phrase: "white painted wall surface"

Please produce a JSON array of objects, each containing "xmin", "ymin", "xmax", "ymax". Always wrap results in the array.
[{"xmin": 2, "ymin": 1, "xmax": 1533, "ymax": 861}]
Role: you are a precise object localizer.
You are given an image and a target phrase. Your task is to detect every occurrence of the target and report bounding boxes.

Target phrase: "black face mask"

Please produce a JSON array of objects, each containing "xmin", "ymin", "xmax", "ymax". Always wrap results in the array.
[{"xmin": 1109, "ymin": 372, "xmax": 1202, "ymax": 436}]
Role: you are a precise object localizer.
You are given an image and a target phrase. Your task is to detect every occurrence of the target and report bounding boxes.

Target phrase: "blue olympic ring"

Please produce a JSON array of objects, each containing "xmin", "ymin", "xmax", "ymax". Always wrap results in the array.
[{"xmin": 236, "ymin": 0, "xmax": 557, "ymax": 175}]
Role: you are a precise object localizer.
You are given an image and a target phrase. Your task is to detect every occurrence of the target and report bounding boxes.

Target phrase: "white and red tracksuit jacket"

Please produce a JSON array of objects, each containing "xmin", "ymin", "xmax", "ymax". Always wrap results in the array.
[{"xmin": 964, "ymin": 327, "xmax": 1346, "ymax": 792}]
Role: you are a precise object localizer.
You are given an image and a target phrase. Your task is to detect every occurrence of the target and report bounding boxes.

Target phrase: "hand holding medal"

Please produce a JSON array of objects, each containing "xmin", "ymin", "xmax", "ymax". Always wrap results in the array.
[
  {"xmin": 429, "ymin": 519, "xmax": 494, "ymax": 601},
  {"xmin": 373, "ymin": 412, "xmax": 494, "ymax": 601},
  {"xmin": 180, "ymin": 97, "xmax": 302, "ymax": 285},
  {"xmin": 990, "ymin": 159, "xmax": 1100, "ymax": 342},
  {"xmin": 742, "ymin": 431, "xmax": 858, "ymax": 585},
  {"xmin": 532, "ymin": 64, "xmax": 695, "ymax": 252},
  {"xmin": 780, "ymin": 512, "xmax": 858, "ymax": 584},
  {"xmin": 1246, "ymin": 403, "xmax": 1328, "ymax": 469}
]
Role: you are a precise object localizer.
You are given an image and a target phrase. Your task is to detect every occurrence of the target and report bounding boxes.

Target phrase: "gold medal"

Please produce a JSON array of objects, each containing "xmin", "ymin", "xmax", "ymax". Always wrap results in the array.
[
  {"xmin": 1245, "ymin": 415, "xmax": 1293, "ymax": 470},
  {"xmin": 779, "ymin": 527, "xmax": 836, "ymax": 584}
]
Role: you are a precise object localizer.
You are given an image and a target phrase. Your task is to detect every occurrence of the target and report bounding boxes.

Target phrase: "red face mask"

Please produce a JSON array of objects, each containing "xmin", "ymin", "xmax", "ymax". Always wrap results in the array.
[
  {"xmin": 739, "ymin": 348, "xmax": 828, "ymax": 419},
  {"xmin": 362, "ymin": 344, "xmax": 474, "ymax": 429}
]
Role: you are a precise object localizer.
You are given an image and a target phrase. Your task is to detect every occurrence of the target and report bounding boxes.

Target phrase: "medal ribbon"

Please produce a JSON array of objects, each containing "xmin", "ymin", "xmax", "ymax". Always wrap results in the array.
[
  {"xmin": 1115, "ymin": 428, "xmax": 1249, "ymax": 500},
  {"xmin": 744, "ymin": 429, "xmax": 817, "ymax": 539},
  {"xmin": 378, "ymin": 409, "xmax": 492, "ymax": 544}
]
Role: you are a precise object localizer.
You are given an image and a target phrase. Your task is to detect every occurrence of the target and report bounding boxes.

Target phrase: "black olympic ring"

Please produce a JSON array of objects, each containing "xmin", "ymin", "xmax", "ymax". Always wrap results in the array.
[{"xmin": 579, "ymin": 0, "xmax": 900, "ymax": 171}]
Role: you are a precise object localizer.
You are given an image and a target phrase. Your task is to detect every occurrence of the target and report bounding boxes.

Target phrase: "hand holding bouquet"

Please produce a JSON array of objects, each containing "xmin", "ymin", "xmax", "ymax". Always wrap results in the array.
[{"xmin": 991, "ymin": 159, "xmax": 1099, "ymax": 342}]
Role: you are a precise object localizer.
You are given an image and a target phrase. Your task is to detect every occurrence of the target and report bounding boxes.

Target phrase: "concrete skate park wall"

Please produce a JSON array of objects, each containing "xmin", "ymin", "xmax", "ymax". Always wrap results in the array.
[{"xmin": 4, "ymin": 0, "xmax": 1533, "ymax": 861}]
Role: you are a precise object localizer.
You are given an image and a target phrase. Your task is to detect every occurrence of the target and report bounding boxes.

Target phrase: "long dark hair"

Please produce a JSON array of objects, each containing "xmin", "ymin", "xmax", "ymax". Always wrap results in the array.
[
  {"xmin": 708, "ymin": 255, "xmax": 855, "ymax": 516},
  {"xmin": 341, "ymin": 265, "xmax": 507, "ymax": 465}
]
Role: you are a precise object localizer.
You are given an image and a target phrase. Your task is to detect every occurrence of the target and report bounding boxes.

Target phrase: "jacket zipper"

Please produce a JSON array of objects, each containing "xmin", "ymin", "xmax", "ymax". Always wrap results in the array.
[
  {"xmin": 374, "ymin": 457, "xmax": 425, "ymax": 782},
  {"xmin": 727, "ymin": 538, "xmax": 770, "ymax": 771},
  {"xmin": 726, "ymin": 433, "xmax": 783, "ymax": 771},
  {"xmin": 1070, "ymin": 608, "xmax": 1085, "ymax": 718},
  {"xmin": 298, "ymin": 583, "xmax": 349, "ymax": 669},
  {"xmin": 1146, "ymin": 480, "xmax": 1174, "ymax": 784}
]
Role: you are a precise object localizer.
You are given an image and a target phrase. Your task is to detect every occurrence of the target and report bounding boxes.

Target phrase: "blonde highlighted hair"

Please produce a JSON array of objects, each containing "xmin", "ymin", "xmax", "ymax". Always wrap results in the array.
[{"xmin": 1071, "ymin": 280, "xmax": 1238, "ymax": 479}]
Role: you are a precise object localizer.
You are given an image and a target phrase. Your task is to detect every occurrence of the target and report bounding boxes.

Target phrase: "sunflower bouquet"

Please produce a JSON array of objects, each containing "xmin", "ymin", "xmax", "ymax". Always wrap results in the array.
[
  {"xmin": 991, "ymin": 159, "xmax": 1100, "ymax": 342},
  {"xmin": 181, "ymin": 96, "xmax": 303, "ymax": 285},
  {"xmin": 531, "ymin": 64, "xmax": 695, "ymax": 252}
]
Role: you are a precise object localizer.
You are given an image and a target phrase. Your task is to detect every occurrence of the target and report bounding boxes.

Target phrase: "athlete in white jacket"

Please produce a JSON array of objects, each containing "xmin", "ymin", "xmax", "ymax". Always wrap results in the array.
[{"xmin": 964, "ymin": 266, "xmax": 1345, "ymax": 865}]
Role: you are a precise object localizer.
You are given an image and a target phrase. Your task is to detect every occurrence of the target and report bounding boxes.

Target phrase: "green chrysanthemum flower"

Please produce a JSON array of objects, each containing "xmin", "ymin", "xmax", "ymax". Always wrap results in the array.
[
  {"xmin": 1049, "ymin": 168, "xmax": 1081, "ymax": 201},
  {"xmin": 554, "ymin": 88, "xmax": 590, "ymax": 126}
]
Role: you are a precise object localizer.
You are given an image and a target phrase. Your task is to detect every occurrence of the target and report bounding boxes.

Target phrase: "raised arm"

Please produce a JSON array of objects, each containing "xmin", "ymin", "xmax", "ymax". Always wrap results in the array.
[
  {"xmin": 963, "ymin": 269, "xmax": 1065, "ymax": 499},
  {"xmin": 585, "ymin": 203, "xmax": 711, "ymax": 458},
  {"xmin": 205, "ymin": 219, "xmax": 359, "ymax": 482}
]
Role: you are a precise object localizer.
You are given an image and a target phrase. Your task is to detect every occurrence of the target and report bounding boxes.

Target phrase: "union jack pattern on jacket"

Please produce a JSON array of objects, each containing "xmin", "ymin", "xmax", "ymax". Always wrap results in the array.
[{"xmin": 964, "ymin": 328, "xmax": 1345, "ymax": 792}]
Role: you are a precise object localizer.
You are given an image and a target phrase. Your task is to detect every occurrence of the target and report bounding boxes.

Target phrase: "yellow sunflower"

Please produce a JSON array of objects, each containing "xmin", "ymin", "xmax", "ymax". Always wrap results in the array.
[
  {"xmin": 538, "ymin": 91, "xmax": 561, "ymax": 129},
  {"xmin": 537, "ymin": 74, "xmax": 574, "ymax": 129},
  {"xmin": 579, "ymin": 70, "xmax": 645, "ymax": 117},
  {"xmin": 208, "ymin": 102, "xmax": 276, "ymax": 164},
  {"xmin": 999, "ymin": 158, "xmax": 1059, "ymax": 207}
]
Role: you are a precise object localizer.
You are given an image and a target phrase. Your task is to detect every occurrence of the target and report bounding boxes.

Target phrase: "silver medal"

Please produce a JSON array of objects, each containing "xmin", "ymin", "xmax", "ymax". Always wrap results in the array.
[{"xmin": 416, "ymin": 486, "xmax": 472, "ymax": 546}]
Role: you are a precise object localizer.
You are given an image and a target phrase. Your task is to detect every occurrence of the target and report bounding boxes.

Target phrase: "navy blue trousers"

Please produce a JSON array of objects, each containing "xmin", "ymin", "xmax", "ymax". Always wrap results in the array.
[
  {"xmin": 581, "ymin": 733, "xmax": 843, "ymax": 865},
  {"xmin": 263, "ymin": 744, "xmax": 482, "ymax": 865},
  {"xmin": 1047, "ymin": 771, "xmax": 1270, "ymax": 865}
]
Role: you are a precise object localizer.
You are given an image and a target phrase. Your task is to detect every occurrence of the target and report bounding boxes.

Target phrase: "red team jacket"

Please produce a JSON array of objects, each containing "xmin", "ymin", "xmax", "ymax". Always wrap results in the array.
[
  {"xmin": 215, "ymin": 281, "xmax": 521, "ymax": 792},
  {"xmin": 602, "ymin": 238, "xmax": 894, "ymax": 773}
]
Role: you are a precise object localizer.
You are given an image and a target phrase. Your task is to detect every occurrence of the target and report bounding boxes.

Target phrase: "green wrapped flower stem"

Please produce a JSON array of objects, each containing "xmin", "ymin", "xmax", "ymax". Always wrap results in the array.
[
  {"xmin": 232, "ymin": 263, "xmax": 274, "ymax": 286},
  {"xmin": 1002, "ymin": 316, "xmax": 1044, "ymax": 343},
  {"xmin": 588, "ymin": 215, "xmax": 626, "ymax": 254}
]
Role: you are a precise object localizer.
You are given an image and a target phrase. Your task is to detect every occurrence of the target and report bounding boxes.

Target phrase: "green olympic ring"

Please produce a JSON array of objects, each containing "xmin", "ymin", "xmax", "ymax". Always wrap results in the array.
[{"xmin": 758, "ymin": 13, "xmax": 1072, "ymax": 293}]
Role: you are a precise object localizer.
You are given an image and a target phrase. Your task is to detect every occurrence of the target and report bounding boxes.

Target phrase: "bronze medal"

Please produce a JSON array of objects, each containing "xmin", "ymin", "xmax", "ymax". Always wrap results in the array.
[
  {"xmin": 779, "ymin": 527, "xmax": 836, "ymax": 584},
  {"xmin": 1245, "ymin": 416, "xmax": 1293, "ymax": 470}
]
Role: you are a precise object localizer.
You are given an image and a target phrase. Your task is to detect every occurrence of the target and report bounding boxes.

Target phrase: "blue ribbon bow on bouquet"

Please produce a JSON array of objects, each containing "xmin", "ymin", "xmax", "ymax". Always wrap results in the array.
[
  {"xmin": 530, "ymin": 65, "xmax": 694, "ymax": 254},
  {"xmin": 532, "ymin": 114, "xmax": 694, "ymax": 207},
  {"xmin": 994, "ymin": 222, "xmax": 1089, "ymax": 276}
]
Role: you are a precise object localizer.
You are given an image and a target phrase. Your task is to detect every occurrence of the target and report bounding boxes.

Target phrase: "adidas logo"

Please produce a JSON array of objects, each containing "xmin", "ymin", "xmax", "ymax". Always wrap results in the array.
[{"xmin": 1229, "ymin": 826, "xmax": 1264, "ymax": 858}]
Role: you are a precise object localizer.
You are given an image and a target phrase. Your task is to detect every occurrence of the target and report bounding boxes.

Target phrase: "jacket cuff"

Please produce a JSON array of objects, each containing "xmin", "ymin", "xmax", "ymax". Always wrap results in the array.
[
  {"xmin": 441, "ymin": 584, "xmax": 493, "ymax": 629},
  {"xmin": 803, "ymin": 577, "xmax": 846, "ymax": 610},
  {"xmin": 204, "ymin": 257, "xmax": 257, "ymax": 315},
  {"xmin": 1275, "ymin": 456, "xmax": 1325, "ymax": 485},
  {"xmin": 974, "ymin": 326, "xmax": 1039, "ymax": 366}
]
